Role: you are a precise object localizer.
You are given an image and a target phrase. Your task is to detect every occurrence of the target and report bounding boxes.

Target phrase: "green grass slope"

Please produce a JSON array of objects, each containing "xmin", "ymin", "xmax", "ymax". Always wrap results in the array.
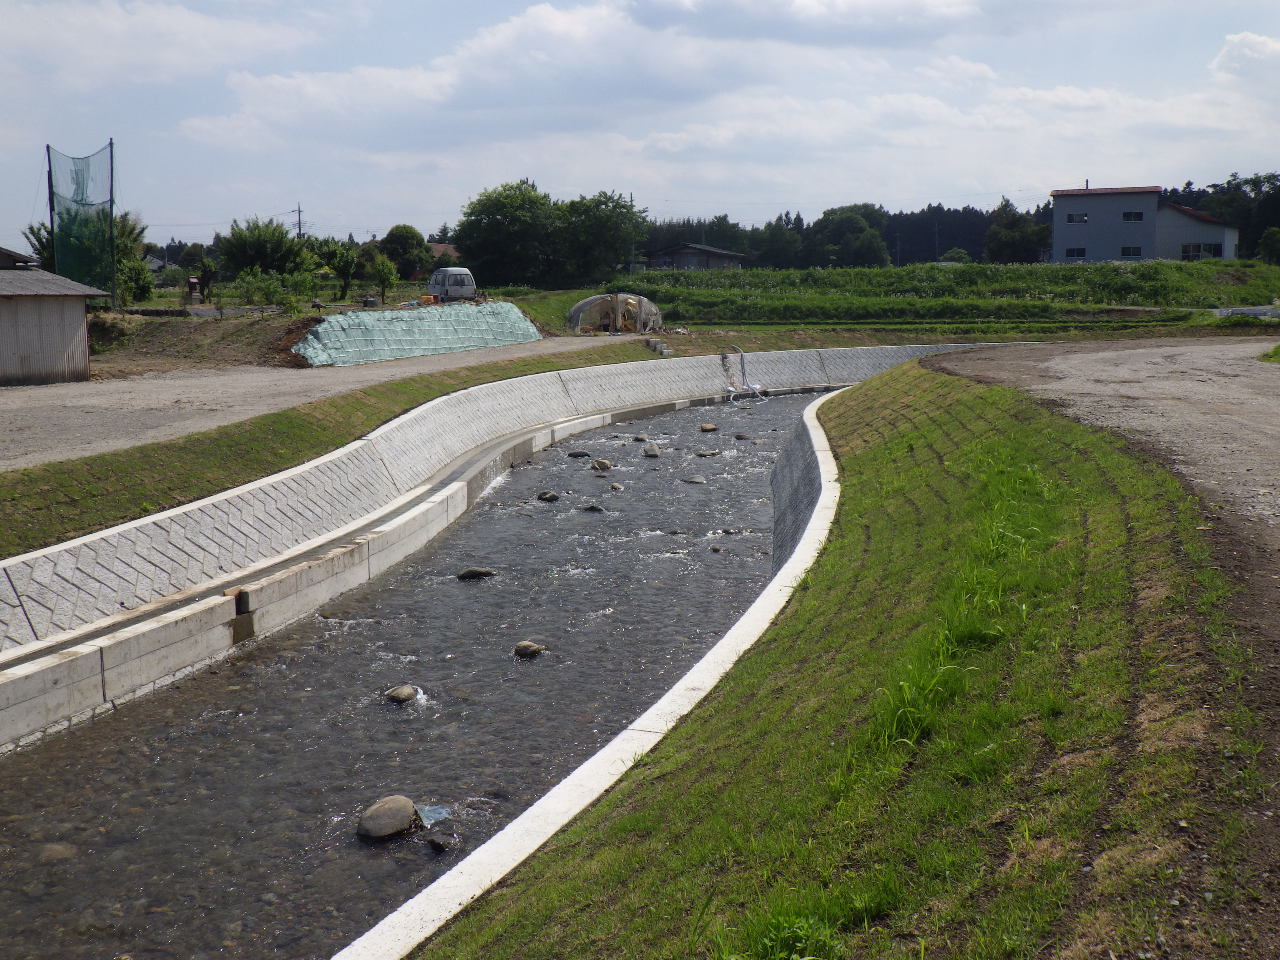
[{"xmin": 412, "ymin": 362, "xmax": 1259, "ymax": 960}]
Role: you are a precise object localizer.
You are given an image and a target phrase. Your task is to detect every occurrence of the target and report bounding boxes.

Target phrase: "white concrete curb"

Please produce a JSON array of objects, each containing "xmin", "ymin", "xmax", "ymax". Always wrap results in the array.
[{"xmin": 331, "ymin": 387, "xmax": 850, "ymax": 960}]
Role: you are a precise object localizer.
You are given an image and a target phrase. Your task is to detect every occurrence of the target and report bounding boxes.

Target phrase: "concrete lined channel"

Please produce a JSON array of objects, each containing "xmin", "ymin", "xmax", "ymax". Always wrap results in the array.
[{"xmin": 0, "ymin": 395, "xmax": 814, "ymax": 960}]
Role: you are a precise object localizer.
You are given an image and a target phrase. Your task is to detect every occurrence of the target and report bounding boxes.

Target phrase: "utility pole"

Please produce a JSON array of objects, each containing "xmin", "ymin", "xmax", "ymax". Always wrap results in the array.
[{"xmin": 294, "ymin": 203, "xmax": 303, "ymax": 239}]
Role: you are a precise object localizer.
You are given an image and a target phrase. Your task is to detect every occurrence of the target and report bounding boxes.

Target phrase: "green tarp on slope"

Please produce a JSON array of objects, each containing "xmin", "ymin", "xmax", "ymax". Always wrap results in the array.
[{"xmin": 292, "ymin": 301, "xmax": 541, "ymax": 367}]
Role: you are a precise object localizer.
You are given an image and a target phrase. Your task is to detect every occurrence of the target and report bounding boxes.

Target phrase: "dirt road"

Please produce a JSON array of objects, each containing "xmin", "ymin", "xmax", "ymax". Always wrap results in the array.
[{"xmin": 0, "ymin": 336, "xmax": 638, "ymax": 472}]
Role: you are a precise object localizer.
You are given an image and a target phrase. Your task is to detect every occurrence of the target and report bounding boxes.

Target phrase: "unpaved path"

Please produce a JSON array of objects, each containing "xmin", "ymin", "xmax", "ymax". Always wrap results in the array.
[
  {"xmin": 0, "ymin": 337, "xmax": 637, "ymax": 472},
  {"xmin": 926, "ymin": 335, "xmax": 1280, "ymax": 948}
]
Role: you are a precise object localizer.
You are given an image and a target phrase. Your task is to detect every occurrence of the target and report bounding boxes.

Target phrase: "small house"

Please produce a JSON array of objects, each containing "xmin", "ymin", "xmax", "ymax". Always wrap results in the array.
[
  {"xmin": 0, "ymin": 246, "xmax": 107, "ymax": 386},
  {"xmin": 648, "ymin": 243, "xmax": 746, "ymax": 270}
]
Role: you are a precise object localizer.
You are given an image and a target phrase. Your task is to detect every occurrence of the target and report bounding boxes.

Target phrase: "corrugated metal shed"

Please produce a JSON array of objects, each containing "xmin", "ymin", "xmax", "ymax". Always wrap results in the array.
[
  {"xmin": 0, "ymin": 269, "xmax": 107, "ymax": 297},
  {"xmin": 1, "ymin": 268, "xmax": 104, "ymax": 386}
]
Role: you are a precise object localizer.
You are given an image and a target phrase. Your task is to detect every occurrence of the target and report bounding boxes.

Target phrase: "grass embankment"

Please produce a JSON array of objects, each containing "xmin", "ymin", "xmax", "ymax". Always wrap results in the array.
[
  {"xmin": 0, "ymin": 342, "xmax": 649, "ymax": 559},
  {"xmin": 603, "ymin": 262, "xmax": 1280, "ymax": 339},
  {"xmin": 413, "ymin": 362, "xmax": 1259, "ymax": 960},
  {"xmin": 1261, "ymin": 344, "xmax": 1280, "ymax": 362}
]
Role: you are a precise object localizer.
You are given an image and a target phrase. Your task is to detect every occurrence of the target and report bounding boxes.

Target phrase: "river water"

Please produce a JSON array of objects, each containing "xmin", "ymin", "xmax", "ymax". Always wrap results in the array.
[{"xmin": 0, "ymin": 395, "xmax": 811, "ymax": 960}]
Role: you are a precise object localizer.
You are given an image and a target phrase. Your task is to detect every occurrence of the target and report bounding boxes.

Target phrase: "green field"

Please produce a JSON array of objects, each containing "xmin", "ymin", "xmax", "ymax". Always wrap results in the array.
[
  {"xmin": 411, "ymin": 361, "xmax": 1259, "ymax": 960},
  {"xmin": 602, "ymin": 262, "xmax": 1280, "ymax": 336}
]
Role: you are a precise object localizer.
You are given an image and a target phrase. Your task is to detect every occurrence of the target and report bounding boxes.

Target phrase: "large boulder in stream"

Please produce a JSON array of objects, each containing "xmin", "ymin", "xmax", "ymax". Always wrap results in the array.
[{"xmin": 357, "ymin": 795, "xmax": 420, "ymax": 839}]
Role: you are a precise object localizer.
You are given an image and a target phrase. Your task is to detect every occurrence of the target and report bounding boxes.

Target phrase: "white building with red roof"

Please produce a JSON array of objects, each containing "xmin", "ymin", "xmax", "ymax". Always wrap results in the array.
[{"xmin": 1050, "ymin": 186, "xmax": 1239, "ymax": 264}]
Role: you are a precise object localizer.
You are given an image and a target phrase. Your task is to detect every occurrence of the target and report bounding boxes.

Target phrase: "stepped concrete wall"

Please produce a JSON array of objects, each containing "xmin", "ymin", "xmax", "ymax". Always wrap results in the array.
[{"xmin": 0, "ymin": 344, "xmax": 975, "ymax": 751}]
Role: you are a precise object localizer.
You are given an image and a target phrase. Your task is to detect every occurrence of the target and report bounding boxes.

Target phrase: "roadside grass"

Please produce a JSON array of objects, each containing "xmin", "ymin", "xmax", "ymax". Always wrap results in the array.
[
  {"xmin": 1260, "ymin": 343, "xmax": 1280, "ymax": 362},
  {"xmin": 0, "ymin": 342, "xmax": 649, "ymax": 559},
  {"xmin": 411, "ymin": 361, "xmax": 1252, "ymax": 960},
  {"xmin": 498, "ymin": 288, "xmax": 595, "ymax": 335}
]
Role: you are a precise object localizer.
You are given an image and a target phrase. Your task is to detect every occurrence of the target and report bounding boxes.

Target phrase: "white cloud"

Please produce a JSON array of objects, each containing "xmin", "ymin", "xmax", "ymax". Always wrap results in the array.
[
  {"xmin": 180, "ymin": 2, "xmax": 879, "ymax": 149},
  {"xmin": 635, "ymin": 0, "xmax": 980, "ymax": 44},
  {"xmin": 916, "ymin": 55, "xmax": 996, "ymax": 86},
  {"xmin": 0, "ymin": 1, "xmax": 311, "ymax": 89},
  {"xmin": 1210, "ymin": 31, "xmax": 1280, "ymax": 92}
]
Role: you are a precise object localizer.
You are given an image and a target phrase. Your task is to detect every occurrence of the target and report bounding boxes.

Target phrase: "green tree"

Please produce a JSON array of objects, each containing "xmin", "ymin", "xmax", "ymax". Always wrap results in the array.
[
  {"xmin": 453, "ymin": 179, "xmax": 558, "ymax": 286},
  {"xmin": 216, "ymin": 218, "xmax": 308, "ymax": 276},
  {"xmin": 983, "ymin": 198, "xmax": 1049, "ymax": 263},
  {"xmin": 806, "ymin": 205, "xmax": 891, "ymax": 267},
  {"xmin": 1258, "ymin": 226, "xmax": 1280, "ymax": 265},
  {"xmin": 370, "ymin": 253, "xmax": 399, "ymax": 303},
  {"xmin": 315, "ymin": 238, "xmax": 359, "ymax": 299},
  {"xmin": 555, "ymin": 191, "xmax": 648, "ymax": 285},
  {"xmin": 379, "ymin": 224, "xmax": 430, "ymax": 280},
  {"xmin": 940, "ymin": 246, "xmax": 973, "ymax": 263},
  {"xmin": 753, "ymin": 215, "xmax": 804, "ymax": 268}
]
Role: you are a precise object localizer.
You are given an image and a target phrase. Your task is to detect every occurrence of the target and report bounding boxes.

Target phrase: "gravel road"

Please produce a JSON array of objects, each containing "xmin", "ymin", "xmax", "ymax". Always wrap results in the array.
[{"xmin": 0, "ymin": 336, "xmax": 637, "ymax": 472}]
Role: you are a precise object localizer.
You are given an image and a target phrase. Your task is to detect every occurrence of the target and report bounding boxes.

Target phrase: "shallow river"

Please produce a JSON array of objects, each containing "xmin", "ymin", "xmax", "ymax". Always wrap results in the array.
[{"xmin": 0, "ymin": 395, "xmax": 811, "ymax": 960}]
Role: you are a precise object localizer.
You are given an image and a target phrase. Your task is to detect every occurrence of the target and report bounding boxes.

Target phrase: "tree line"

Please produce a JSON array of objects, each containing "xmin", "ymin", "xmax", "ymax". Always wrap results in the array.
[{"xmin": 22, "ymin": 171, "xmax": 1280, "ymax": 306}]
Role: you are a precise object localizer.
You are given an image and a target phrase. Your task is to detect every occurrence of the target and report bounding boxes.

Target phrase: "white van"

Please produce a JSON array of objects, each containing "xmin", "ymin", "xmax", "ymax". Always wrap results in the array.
[{"xmin": 427, "ymin": 267, "xmax": 477, "ymax": 302}]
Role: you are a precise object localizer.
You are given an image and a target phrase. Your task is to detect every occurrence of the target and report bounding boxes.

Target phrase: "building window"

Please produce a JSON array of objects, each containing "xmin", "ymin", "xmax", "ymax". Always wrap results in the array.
[
  {"xmin": 1181, "ymin": 243, "xmax": 1224, "ymax": 261},
  {"xmin": 1065, "ymin": 247, "xmax": 1086, "ymax": 259},
  {"xmin": 1120, "ymin": 246, "xmax": 1142, "ymax": 257},
  {"xmin": 1066, "ymin": 213, "xmax": 1088, "ymax": 224},
  {"xmin": 1122, "ymin": 211, "xmax": 1144, "ymax": 222}
]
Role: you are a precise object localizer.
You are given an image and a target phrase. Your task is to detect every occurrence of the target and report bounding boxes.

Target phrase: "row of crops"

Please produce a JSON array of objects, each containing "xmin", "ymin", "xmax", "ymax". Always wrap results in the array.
[
  {"xmin": 607, "ymin": 260, "xmax": 1279, "ymax": 306},
  {"xmin": 598, "ymin": 261, "xmax": 1280, "ymax": 333}
]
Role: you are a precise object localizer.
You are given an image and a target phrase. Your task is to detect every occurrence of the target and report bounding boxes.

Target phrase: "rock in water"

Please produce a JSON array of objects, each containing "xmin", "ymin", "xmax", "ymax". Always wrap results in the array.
[
  {"xmin": 683, "ymin": 475, "xmax": 708, "ymax": 485},
  {"xmin": 590, "ymin": 458, "xmax": 612, "ymax": 471},
  {"xmin": 536, "ymin": 490, "xmax": 560, "ymax": 502},
  {"xmin": 642, "ymin": 444, "xmax": 661, "ymax": 458},
  {"xmin": 514, "ymin": 640, "xmax": 548, "ymax": 659},
  {"xmin": 735, "ymin": 433, "xmax": 750, "ymax": 440},
  {"xmin": 581, "ymin": 503, "xmax": 605, "ymax": 513},
  {"xmin": 384, "ymin": 684, "xmax": 419, "ymax": 704},
  {"xmin": 610, "ymin": 482, "xmax": 624, "ymax": 491},
  {"xmin": 700, "ymin": 423, "xmax": 718, "ymax": 432},
  {"xmin": 567, "ymin": 450, "xmax": 591, "ymax": 458},
  {"xmin": 633, "ymin": 433, "xmax": 649, "ymax": 442},
  {"xmin": 696, "ymin": 450, "xmax": 720, "ymax": 457},
  {"xmin": 456, "ymin": 567, "xmax": 497, "ymax": 581},
  {"xmin": 357, "ymin": 796, "xmax": 420, "ymax": 839}
]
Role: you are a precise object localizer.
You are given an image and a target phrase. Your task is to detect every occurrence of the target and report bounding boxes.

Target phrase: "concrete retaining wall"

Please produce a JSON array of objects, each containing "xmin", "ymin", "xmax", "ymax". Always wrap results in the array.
[
  {"xmin": 0, "ymin": 344, "xmax": 974, "ymax": 751},
  {"xmin": 771, "ymin": 420, "xmax": 823, "ymax": 574}
]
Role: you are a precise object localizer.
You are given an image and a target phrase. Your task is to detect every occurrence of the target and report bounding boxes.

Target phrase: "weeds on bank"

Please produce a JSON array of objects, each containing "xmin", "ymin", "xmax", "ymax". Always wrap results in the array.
[{"xmin": 413, "ymin": 362, "xmax": 1251, "ymax": 960}]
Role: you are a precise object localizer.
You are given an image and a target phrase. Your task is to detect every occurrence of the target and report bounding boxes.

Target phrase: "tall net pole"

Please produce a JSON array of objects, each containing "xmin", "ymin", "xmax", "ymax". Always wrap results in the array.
[
  {"xmin": 108, "ymin": 139, "xmax": 116, "ymax": 306},
  {"xmin": 45, "ymin": 145, "xmax": 57, "ymax": 273}
]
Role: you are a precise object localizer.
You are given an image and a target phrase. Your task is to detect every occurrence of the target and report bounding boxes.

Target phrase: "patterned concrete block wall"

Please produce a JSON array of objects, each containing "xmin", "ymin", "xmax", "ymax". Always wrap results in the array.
[
  {"xmin": 1, "ymin": 345, "xmax": 977, "ymax": 650},
  {"xmin": 770, "ymin": 418, "xmax": 823, "ymax": 575}
]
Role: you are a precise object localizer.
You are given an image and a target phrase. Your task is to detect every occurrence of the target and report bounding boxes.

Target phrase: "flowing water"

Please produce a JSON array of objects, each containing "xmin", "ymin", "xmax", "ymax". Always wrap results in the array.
[{"xmin": 0, "ymin": 395, "xmax": 811, "ymax": 960}]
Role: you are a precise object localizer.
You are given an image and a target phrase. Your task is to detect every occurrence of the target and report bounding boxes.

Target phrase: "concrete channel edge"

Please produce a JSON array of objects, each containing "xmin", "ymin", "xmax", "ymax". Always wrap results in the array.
[
  {"xmin": 329, "ymin": 388, "xmax": 848, "ymax": 960},
  {"xmin": 0, "ymin": 346, "xmax": 978, "ymax": 756}
]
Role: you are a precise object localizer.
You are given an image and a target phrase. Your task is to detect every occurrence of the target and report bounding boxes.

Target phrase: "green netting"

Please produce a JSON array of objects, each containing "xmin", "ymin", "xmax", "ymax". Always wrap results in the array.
[
  {"xmin": 48, "ymin": 143, "xmax": 113, "ymax": 291},
  {"xmin": 292, "ymin": 301, "xmax": 542, "ymax": 367}
]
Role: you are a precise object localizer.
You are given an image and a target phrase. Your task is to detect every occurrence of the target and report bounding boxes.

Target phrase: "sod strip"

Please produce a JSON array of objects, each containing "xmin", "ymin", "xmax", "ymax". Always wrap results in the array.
[
  {"xmin": 410, "ymin": 361, "xmax": 1247, "ymax": 960},
  {"xmin": 0, "ymin": 342, "xmax": 650, "ymax": 559}
]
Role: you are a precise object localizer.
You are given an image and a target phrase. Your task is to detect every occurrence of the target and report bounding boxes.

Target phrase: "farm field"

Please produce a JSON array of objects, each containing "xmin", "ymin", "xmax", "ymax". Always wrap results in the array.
[
  {"xmin": 410, "ymin": 359, "xmax": 1268, "ymax": 960},
  {"xmin": 605, "ymin": 261, "xmax": 1280, "ymax": 338}
]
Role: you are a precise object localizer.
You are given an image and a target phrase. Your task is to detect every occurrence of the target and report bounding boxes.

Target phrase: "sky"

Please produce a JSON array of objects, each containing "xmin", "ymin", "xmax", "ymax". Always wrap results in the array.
[{"xmin": 1, "ymin": 0, "xmax": 1278, "ymax": 252}]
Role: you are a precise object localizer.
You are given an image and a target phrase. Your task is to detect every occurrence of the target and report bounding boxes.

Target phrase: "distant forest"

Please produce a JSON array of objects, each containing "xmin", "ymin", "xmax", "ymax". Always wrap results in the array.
[{"xmin": 643, "ymin": 172, "xmax": 1280, "ymax": 268}]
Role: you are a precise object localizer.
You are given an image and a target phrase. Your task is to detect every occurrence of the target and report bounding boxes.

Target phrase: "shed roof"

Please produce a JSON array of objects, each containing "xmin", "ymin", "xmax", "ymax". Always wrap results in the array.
[
  {"xmin": 0, "ymin": 268, "xmax": 108, "ymax": 298},
  {"xmin": 0, "ymin": 245, "xmax": 36, "ymax": 268},
  {"xmin": 1160, "ymin": 201, "xmax": 1229, "ymax": 226},
  {"xmin": 652, "ymin": 242, "xmax": 746, "ymax": 258}
]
